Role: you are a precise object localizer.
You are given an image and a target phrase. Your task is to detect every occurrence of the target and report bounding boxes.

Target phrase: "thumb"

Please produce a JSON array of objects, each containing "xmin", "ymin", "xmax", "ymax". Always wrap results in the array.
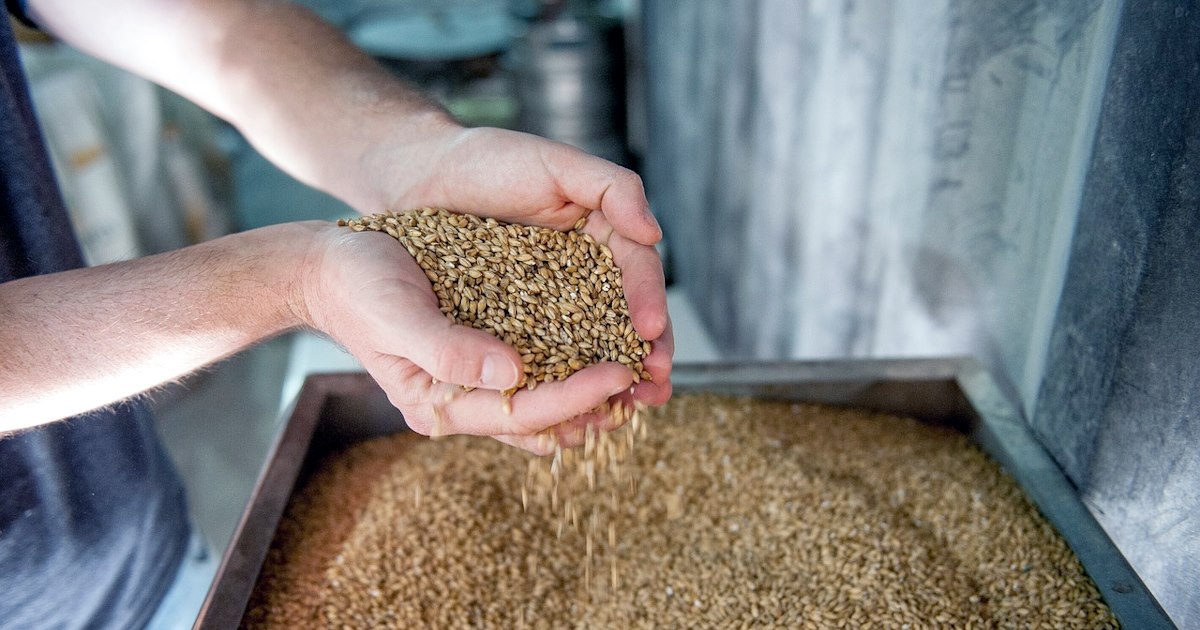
[
  {"xmin": 391, "ymin": 301, "xmax": 523, "ymax": 390},
  {"xmin": 316, "ymin": 229, "xmax": 523, "ymax": 390}
]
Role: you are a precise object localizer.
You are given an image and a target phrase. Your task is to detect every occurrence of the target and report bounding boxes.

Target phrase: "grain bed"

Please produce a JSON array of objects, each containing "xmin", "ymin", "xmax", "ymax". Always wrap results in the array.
[{"xmin": 195, "ymin": 360, "xmax": 1173, "ymax": 629}]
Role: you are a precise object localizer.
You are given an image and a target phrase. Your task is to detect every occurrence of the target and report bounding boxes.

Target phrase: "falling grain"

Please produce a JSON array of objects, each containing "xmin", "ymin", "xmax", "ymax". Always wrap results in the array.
[{"xmin": 245, "ymin": 395, "xmax": 1118, "ymax": 629}]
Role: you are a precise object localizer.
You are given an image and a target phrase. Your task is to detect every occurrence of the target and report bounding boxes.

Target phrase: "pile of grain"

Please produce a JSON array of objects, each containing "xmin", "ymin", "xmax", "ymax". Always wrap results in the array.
[
  {"xmin": 244, "ymin": 395, "xmax": 1117, "ymax": 629},
  {"xmin": 339, "ymin": 208, "xmax": 651, "ymax": 393}
]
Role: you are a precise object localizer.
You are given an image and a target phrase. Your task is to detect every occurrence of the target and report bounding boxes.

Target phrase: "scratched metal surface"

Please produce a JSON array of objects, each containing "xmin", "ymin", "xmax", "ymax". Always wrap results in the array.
[
  {"xmin": 643, "ymin": 0, "xmax": 1118, "ymax": 412},
  {"xmin": 642, "ymin": 1, "xmax": 1197, "ymax": 625},
  {"xmin": 1032, "ymin": 2, "xmax": 1200, "ymax": 626}
]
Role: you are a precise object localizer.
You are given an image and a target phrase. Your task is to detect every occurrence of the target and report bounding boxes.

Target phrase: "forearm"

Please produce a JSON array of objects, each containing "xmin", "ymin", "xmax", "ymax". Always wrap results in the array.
[
  {"xmin": 27, "ymin": 0, "xmax": 457, "ymax": 211},
  {"xmin": 0, "ymin": 222, "xmax": 322, "ymax": 432}
]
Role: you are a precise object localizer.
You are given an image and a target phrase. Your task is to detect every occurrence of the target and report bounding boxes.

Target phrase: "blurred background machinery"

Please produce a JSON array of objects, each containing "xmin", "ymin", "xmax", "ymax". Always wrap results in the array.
[{"xmin": 228, "ymin": 0, "xmax": 638, "ymax": 229}]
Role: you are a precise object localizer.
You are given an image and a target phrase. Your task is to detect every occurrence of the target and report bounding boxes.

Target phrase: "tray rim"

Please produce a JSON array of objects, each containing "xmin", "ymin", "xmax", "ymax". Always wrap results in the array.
[{"xmin": 194, "ymin": 358, "xmax": 1174, "ymax": 629}]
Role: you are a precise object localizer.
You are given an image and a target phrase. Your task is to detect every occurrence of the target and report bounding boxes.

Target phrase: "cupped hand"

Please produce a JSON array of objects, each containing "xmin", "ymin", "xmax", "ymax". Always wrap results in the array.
[
  {"xmin": 364, "ymin": 125, "xmax": 674, "ymax": 412},
  {"xmin": 301, "ymin": 226, "xmax": 660, "ymax": 451}
]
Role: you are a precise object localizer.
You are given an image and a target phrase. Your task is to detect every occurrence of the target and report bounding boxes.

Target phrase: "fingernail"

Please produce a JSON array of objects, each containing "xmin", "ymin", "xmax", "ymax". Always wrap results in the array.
[{"xmin": 481, "ymin": 353, "xmax": 518, "ymax": 389}]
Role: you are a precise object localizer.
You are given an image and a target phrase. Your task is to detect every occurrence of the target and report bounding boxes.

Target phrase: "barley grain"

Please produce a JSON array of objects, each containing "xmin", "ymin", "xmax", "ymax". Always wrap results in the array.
[
  {"xmin": 340, "ymin": 208, "xmax": 650, "ymax": 394},
  {"xmin": 245, "ymin": 395, "xmax": 1118, "ymax": 629}
]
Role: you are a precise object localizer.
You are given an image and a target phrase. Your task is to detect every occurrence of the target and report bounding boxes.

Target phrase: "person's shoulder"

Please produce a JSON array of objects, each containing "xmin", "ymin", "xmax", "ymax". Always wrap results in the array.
[{"xmin": 6, "ymin": 1, "xmax": 44, "ymax": 34}]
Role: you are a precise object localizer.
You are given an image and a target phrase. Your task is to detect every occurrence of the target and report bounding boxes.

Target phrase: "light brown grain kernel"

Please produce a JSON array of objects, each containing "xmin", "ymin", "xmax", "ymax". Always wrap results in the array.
[
  {"xmin": 246, "ymin": 395, "xmax": 1116, "ymax": 629},
  {"xmin": 341, "ymin": 208, "xmax": 648, "ymax": 395}
]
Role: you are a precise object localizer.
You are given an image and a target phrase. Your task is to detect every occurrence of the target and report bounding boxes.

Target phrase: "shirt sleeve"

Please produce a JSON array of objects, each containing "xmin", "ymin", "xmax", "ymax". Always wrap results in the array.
[{"xmin": 6, "ymin": 0, "xmax": 39, "ymax": 29}]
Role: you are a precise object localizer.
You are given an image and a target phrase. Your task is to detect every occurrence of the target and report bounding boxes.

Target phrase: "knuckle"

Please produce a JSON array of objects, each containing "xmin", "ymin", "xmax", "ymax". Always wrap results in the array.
[
  {"xmin": 614, "ymin": 168, "xmax": 644, "ymax": 192},
  {"xmin": 522, "ymin": 418, "xmax": 555, "ymax": 437},
  {"xmin": 405, "ymin": 414, "xmax": 433, "ymax": 436},
  {"xmin": 387, "ymin": 396, "xmax": 431, "ymax": 435},
  {"xmin": 432, "ymin": 338, "xmax": 482, "ymax": 386},
  {"xmin": 650, "ymin": 382, "xmax": 673, "ymax": 405},
  {"xmin": 377, "ymin": 373, "xmax": 437, "ymax": 435}
]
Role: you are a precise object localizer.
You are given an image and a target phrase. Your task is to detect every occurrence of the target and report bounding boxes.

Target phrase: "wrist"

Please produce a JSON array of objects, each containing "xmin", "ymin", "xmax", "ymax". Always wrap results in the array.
[
  {"xmin": 282, "ymin": 221, "xmax": 343, "ymax": 333},
  {"xmin": 357, "ymin": 111, "xmax": 464, "ymax": 212},
  {"xmin": 218, "ymin": 220, "xmax": 338, "ymax": 334}
]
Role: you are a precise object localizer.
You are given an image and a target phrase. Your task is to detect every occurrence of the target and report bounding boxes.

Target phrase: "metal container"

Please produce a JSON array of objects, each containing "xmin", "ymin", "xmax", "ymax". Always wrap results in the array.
[
  {"xmin": 194, "ymin": 359, "xmax": 1174, "ymax": 629},
  {"xmin": 514, "ymin": 16, "xmax": 625, "ymax": 164}
]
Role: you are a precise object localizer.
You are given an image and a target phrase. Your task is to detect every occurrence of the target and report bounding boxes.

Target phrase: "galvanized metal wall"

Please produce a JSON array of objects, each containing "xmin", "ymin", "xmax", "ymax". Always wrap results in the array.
[
  {"xmin": 1031, "ymin": 2, "xmax": 1200, "ymax": 625},
  {"xmin": 644, "ymin": 0, "xmax": 1197, "ymax": 625}
]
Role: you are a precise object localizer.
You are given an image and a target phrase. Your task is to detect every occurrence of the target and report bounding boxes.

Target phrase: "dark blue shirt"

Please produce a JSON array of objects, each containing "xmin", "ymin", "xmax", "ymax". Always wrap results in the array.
[{"xmin": 1, "ymin": 15, "xmax": 190, "ymax": 630}]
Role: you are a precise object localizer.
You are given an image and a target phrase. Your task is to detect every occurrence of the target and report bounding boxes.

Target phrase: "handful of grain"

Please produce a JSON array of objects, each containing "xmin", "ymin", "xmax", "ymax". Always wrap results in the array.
[{"xmin": 339, "ymin": 208, "xmax": 651, "ymax": 394}]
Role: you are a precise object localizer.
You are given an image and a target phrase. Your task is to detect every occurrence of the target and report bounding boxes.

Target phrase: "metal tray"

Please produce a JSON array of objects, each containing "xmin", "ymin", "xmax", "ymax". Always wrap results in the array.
[{"xmin": 194, "ymin": 358, "xmax": 1174, "ymax": 629}]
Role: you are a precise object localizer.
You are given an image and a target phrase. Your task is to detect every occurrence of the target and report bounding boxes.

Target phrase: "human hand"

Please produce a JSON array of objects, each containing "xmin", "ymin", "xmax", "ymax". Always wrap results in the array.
[
  {"xmin": 300, "ymin": 224, "xmax": 659, "ymax": 452},
  {"xmin": 361, "ymin": 125, "xmax": 673, "ymax": 414}
]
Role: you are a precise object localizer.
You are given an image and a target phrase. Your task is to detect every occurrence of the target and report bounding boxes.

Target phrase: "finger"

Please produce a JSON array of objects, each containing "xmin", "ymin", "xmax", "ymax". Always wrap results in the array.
[
  {"xmin": 634, "ymin": 373, "xmax": 673, "ymax": 407},
  {"xmin": 633, "ymin": 315, "xmax": 674, "ymax": 406},
  {"xmin": 643, "ymin": 312, "xmax": 674, "ymax": 378},
  {"xmin": 355, "ymin": 351, "xmax": 442, "ymax": 433},
  {"xmin": 418, "ymin": 362, "xmax": 634, "ymax": 437},
  {"xmin": 541, "ymin": 142, "xmax": 661, "ymax": 246},
  {"xmin": 400, "ymin": 318, "xmax": 522, "ymax": 390},
  {"xmin": 493, "ymin": 397, "xmax": 636, "ymax": 454},
  {"xmin": 363, "ymin": 258, "xmax": 524, "ymax": 391},
  {"xmin": 322, "ymin": 236, "xmax": 523, "ymax": 391},
  {"xmin": 514, "ymin": 420, "xmax": 594, "ymax": 451},
  {"xmin": 492, "ymin": 427, "xmax": 597, "ymax": 455},
  {"xmin": 606, "ymin": 232, "xmax": 668, "ymax": 342},
  {"xmin": 580, "ymin": 212, "xmax": 666, "ymax": 341},
  {"xmin": 542, "ymin": 406, "xmax": 617, "ymax": 447},
  {"xmin": 357, "ymin": 353, "xmax": 621, "ymax": 439},
  {"xmin": 492, "ymin": 433, "xmax": 551, "ymax": 455},
  {"xmin": 491, "ymin": 421, "xmax": 591, "ymax": 455}
]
